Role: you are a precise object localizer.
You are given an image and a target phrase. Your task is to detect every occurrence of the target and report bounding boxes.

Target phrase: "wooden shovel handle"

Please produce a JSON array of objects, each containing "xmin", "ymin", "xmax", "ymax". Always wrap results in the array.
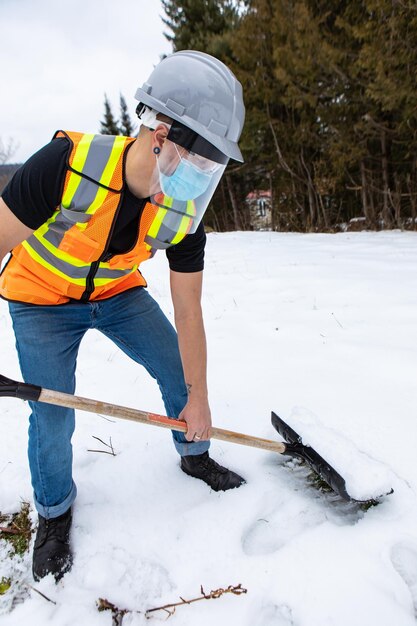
[{"xmin": 39, "ymin": 388, "xmax": 286, "ymax": 454}]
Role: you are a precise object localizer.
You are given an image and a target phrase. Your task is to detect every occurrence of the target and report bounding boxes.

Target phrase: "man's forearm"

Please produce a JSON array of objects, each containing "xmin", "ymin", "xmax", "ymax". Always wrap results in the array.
[
  {"xmin": 175, "ymin": 310, "xmax": 208, "ymax": 400},
  {"xmin": 170, "ymin": 269, "xmax": 212, "ymax": 440}
]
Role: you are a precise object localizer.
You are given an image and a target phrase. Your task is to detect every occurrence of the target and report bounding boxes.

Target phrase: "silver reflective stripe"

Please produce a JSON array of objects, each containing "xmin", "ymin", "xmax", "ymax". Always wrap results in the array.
[
  {"xmin": 145, "ymin": 211, "xmax": 189, "ymax": 248},
  {"xmin": 77, "ymin": 135, "xmax": 117, "ymax": 183},
  {"xmin": 26, "ymin": 236, "xmax": 131, "ymax": 280},
  {"xmin": 161, "ymin": 210, "xmax": 185, "ymax": 230},
  {"xmin": 61, "ymin": 207, "xmax": 92, "ymax": 223},
  {"xmin": 95, "ymin": 265, "xmax": 134, "ymax": 279},
  {"xmin": 66, "ymin": 175, "xmax": 100, "ymax": 212},
  {"xmin": 42, "ymin": 209, "xmax": 92, "ymax": 249},
  {"xmin": 152, "ymin": 195, "xmax": 191, "ymax": 217},
  {"xmin": 157, "ymin": 223, "xmax": 177, "ymax": 244},
  {"xmin": 65, "ymin": 135, "xmax": 115, "ymax": 217},
  {"xmin": 145, "ymin": 235, "xmax": 171, "ymax": 250}
]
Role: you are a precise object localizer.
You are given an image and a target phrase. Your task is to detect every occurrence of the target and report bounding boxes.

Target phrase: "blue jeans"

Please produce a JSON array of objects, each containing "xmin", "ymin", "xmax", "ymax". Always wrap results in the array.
[{"xmin": 9, "ymin": 287, "xmax": 209, "ymax": 519}]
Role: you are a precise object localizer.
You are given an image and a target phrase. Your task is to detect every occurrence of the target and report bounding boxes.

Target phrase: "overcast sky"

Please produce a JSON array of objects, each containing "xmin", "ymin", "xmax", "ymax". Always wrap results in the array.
[{"xmin": 1, "ymin": 0, "xmax": 172, "ymax": 163}]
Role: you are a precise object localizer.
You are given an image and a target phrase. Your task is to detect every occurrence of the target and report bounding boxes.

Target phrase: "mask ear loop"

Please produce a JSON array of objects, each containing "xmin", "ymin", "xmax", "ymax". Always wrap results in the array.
[
  {"xmin": 156, "ymin": 141, "xmax": 184, "ymax": 172},
  {"xmin": 154, "ymin": 147, "xmax": 167, "ymax": 183},
  {"xmin": 173, "ymin": 143, "xmax": 183, "ymax": 160}
]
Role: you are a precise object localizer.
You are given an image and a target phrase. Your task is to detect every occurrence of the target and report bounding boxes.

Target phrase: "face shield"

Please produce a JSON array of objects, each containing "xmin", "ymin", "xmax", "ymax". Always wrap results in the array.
[{"xmin": 138, "ymin": 106, "xmax": 229, "ymax": 248}]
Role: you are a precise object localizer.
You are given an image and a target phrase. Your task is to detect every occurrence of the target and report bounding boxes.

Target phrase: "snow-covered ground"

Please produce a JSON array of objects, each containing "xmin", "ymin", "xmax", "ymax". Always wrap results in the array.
[{"xmin": 1, "ymin": 231, "xmax": 417, "ymax": 625}]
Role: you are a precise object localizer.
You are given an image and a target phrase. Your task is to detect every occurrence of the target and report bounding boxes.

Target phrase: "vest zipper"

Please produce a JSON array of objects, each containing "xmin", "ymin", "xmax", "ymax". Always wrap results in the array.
[
  {"xmin": 80, "ymin": 213, "xmax": 121, "ymax": 302},
  {"xmin": 79, "ymin": 189, "xmax": 129, "ymax": 302},
  {"xmin": 80, "ymin": 260, "xmax": 101, "ymax": 302}
]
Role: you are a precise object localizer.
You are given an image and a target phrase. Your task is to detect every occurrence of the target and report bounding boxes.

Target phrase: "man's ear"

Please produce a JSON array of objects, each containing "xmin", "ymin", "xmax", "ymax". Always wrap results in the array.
[{"xmin": 152, "ymin": 123, "xmax": 169, "ymax": 152}]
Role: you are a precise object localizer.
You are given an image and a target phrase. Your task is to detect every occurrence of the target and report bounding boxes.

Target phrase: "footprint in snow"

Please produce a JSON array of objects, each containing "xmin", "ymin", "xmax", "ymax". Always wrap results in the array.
[
  {"xmin": 242, "ymin": 460, "xmax": 365, "ymax": 557},
  {"xmin": 241, "ymin": 495, "xmax": 326, "ymax": 556},
  {"xmin": 264, "ymin": 454, "xmax": 367, "ymax": 525},
  {"xmin": 390, "ymin": 543, "xmax": 417, "ymax": 617},
  {"xmin": 249, "ymin": 602, "xmax": 296, "ymax": 626}
]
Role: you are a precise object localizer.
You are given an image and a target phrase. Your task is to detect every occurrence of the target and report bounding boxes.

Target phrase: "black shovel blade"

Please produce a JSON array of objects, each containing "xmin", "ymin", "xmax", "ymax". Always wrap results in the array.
[{"xmin": 271, "ymin": 411, "xmax": 351, "ymax": 501}]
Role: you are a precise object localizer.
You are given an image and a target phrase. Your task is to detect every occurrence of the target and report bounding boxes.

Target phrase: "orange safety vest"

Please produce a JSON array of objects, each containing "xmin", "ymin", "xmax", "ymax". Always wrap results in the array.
[{"xmin": 0, "ymin": 130, "xmax": 195, "ymax": 305}]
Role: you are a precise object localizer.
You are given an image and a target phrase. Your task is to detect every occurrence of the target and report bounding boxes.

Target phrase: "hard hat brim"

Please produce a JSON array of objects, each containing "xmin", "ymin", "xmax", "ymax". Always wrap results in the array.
[{"xmin": 135, "ymin": 89, "xmax": 244, "ymax": 163}]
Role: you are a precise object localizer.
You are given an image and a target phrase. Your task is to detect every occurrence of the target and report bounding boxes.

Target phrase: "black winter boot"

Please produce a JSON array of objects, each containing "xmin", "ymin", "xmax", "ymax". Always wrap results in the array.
[
  {"xmin": 181, "ymin": 452, "xmax": 245, "ymax": 491},
  {"xmin": 32, "ymin": 508, "xmax": 73, "ymax": 582}
]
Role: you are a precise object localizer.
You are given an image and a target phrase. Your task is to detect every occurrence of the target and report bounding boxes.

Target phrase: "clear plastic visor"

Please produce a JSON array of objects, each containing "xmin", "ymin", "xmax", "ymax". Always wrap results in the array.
[
  {"xmin": 151, "ymin": 137, "xmax": 227, "ymax": 235},
  {"xmin": 174, "ymin": 144, "xmax": 222, "ymax": 174},
  {"xmin": 166, "ymin": 118, "xmax": 229, "ymax": 165}
]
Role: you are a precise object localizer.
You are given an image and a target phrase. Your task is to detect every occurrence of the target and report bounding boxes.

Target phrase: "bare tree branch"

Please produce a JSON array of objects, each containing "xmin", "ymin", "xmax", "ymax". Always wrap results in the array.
[{"xmin": 97, "ymin": 583, "xmax": 248, "ymax": 624}]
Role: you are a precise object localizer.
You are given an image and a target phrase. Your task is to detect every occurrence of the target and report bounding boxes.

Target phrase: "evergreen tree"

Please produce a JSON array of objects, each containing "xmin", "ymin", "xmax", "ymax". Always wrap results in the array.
[
  {"xmin": 347, "ymin": 0, "xmax": 417, "ymax": 227},
  {"xmin": 160, "ymin": 0, "xmax": 417, "ymax": 231},
  {"xmin": 162, "ymin": 0, "xmax": 239, "ymax": 57},
  {"xmin": 162, "ymin": 0, "xmax": 246, "ymax": 231},
  {"xmin": 119, "ymin": 94, "xmax": 136, "ymax": 137},
  {"xmin": 100, "ymin": 94, "xmax": 120, "ymax": 135},
  {"xmin": 232, "ymin": 0, "xmax": 417, "ymax": 230}
]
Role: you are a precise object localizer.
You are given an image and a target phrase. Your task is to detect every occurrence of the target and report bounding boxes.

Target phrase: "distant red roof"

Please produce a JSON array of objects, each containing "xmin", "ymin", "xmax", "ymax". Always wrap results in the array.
[{"xmin": 246, "ymin": 190, "xmax": 271, "ymax": 200}]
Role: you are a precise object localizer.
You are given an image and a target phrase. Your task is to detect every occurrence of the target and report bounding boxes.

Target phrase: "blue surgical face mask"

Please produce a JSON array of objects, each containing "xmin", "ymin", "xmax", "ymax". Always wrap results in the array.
[{"xmin": 157, "ymin": 153, "xmax": 213, "ymax": 201}]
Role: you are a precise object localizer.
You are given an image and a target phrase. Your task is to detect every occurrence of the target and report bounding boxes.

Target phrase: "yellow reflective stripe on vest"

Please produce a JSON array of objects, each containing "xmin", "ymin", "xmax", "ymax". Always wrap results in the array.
[
  {"xmin": 22, "ymin": 236, "xmax": 138, "ymax": 286},
  {"xmin": 77, "ymin": 185, "xmax": 110, "ymax": 232},
  {"xmin": 147, "ymin": 207, "xmax": 168, "ymax": 239},
  {"xmin": 93, "ymin": 265, "xmax": 138, "ymax": 287},
  {"xmin": 170, "ymin": 216, "xmax": 192, "ymax": 244},
  {"xmin": 62, "ymin": 134, "xmax": 95, "ymax": 208},
  {"xmin": 171, "ymin": 200, "xmax": 195, "ymax": 244},
  {"xmin": 185, "ymin": 200, "xmax": 196, "ymax": 216},
  {"xmin": 62, "ymin": 134, "xmax": 125, "ymax": 211},
  {"xmin": 99, "ymin": 135, "xmax": 127, "ymax": 188},
  {"xmin": 21, "ymin": 240, "xmax": 88, "ymax": 286},
  {"xmin": 160, "ymin": 195, "xmax": 174, "ymax": 209},
  {"xmin": 76, "ymin": 136, "xmax": 128, "ymax": 230},
  {"xmin": 147, "ymin": 195, "xmax": 196, "ymax": 245},
  {"xmin": 27, "ymin": 220, "xmax": 91, "ymax": 268},
  {"xmin": 72, "ymin": 133, "xmax": 95, "ymax": 171}
]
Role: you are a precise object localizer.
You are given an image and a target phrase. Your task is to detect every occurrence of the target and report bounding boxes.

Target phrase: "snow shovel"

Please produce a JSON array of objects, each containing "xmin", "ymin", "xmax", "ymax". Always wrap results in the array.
[{"xmin": 0, "ymin": 373, "xmax": 364, "ymax": 502}]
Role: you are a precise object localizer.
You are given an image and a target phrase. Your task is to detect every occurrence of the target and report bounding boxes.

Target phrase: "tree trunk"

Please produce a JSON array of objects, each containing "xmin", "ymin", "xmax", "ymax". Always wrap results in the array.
[
  {"xmin": 360, "ymin": 159, "xmax": 371, "ymax": 225},
  {"xmin": 291, "ymin": 178, "xmax": 305, "ymax": 230},
  {"xmin": 219, "ymin": 179, "xmax": 229, "ymax": 231},
  {"xmin": 369, "ymin": 168, "xmax": 377, "ymax": 228},
  {"xmin": 381, "ymin": 129, "xmax": 391, "ymax": 227},
  {"xmin": 411, "ymin": 192, "xmax": 417, "ymax": 231},
  {"xmin": 318, "ymin": 193, "xmax": 329, "ymax": 230},
  {"xmin": 407, "ymin": 171, "xmax": 416, "ymax": 231},
  {"xmin": 226, "ymin": 173, "xmax": 241, "ymax": 230},
  {"xmin": 299, "ymin": 150, "xmax": 316, "ymax": 230},
  {"xmin": 268, "ymin": 171, "xmax": 275, "ymax": 231},
  {"xmin": 307, "ymin": 181, "xmax": 316, "ymax": 231},
  {"xmin": 391, "ymin": 174, "xmax": 401, "ymax": 228}
]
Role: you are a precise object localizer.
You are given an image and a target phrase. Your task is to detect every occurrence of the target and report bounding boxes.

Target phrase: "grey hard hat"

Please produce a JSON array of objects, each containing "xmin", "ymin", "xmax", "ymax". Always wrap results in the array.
[{"xmin": 135, "ymin": 50, "xmax": 245, "ymax": 162}]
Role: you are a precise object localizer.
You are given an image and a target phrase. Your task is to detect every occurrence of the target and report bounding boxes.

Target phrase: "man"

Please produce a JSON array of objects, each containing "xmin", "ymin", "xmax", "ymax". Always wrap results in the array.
[{"xmin": 0, "ymin": 50, "xmax": 246, "ymax": 582}]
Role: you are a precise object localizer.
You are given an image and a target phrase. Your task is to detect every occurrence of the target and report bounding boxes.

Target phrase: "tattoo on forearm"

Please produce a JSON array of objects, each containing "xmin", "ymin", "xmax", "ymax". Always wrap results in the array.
[{"xmin": 186, "ymin": 383, "xmax": 192, "ymax": 394}]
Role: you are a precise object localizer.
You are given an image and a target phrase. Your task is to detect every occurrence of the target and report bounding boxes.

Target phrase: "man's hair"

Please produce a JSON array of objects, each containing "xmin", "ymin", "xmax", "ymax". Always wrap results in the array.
[{"xmin": 156, "ymin": 111, "xmax": 173, "ymax": 125}]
